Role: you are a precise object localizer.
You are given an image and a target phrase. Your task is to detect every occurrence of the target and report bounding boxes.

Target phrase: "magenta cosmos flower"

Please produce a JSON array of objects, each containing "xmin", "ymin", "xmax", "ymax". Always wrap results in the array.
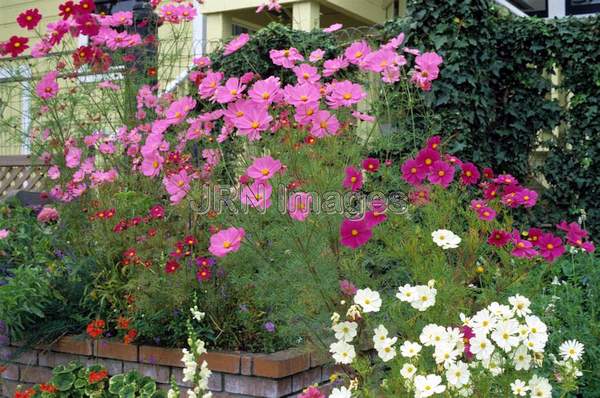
[
  {"xmin": 488, "ymin": 229, "xmax": 511, "ymax": 247},
  {"xmin": 224, "ymin": 33, "xmax": 250, "ymax": 56},
  {"xmin": 362, "ymin": 158, "xmax": 380, "ymax": 173},
  {"xmin": 460, "ymin": 162, "xmax": 480, "ymax": 185},
  {"xmin": 240, "ymin": 181, "xmax": 273, "ymax": 210},
  {"xmin": 365, "ymin": 199, "xmax": 387, "ymax": 227},
  {"xmin": 401, "ymin": 159, "xmax": 427, "ymax": 186},
  {"xmin": 246, "ymin": 156, "xmax": 282, "ymax": 181},
  {"xmin": 163, "ymin": 169, "xmax": 191, "ymax": 204},
  {"xmin": 36, "ymin": 71, "xmax": 59, "ymax": 100},
  {"xmin": 415, "ymin": 147, "xmax": 440, "ymax": 171},
  {"xmin": 342, "ymin": 166, "xmax": 363, "ymax": 192},
  {"xmin": 209, "ymin": 227, "xmax": 245, "ymax": 257},
  {"xmin": 427, "ymin": 160, "xmax": 455, "ymax": 188},
  {"xmin": 477, "ymin": 207, "xmax": 496, "ymax": 221},
  {"xmin": 340, "ymin": 218, "xmax": 372, "ymax": 249},
  {"xmin": 17, "ymin": 8, "xmax": 42, "ymax": 30},
  {"xmin": 288, "ymin": 192, "xmax": 312, "ymax": 221},
  {"xmin": 511, "ymin": 237, "xmax": 538, "ymax": 259},
  {"xmin": 538, "ymin": 233, "xmax": 565, "ymax": 262}
]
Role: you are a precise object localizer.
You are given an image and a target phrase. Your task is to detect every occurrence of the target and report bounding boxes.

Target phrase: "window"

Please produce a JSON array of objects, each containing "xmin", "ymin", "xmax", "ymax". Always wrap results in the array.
[
  {"xmin": 566, "ymin": 0, "xmax": 600, "ymax": 15},
  {"xmin": 508, "ymin": 0, "xmax": 549, "ymax": 17},
  {"xmin": 232, "ymin": 24, "xmax": 257, "ymax": 36}
]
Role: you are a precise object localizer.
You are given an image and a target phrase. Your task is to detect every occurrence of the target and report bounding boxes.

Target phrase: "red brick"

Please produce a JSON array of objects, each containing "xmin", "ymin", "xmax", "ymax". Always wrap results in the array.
[
  {"xmin": 84, "ymin": 357, "xmax": 123, "ymax": 375},
  {"xmin": 53, "ymin": 336, "xmax": 93, "ymax": 356},
  {"xmin": 20, "ymin": 366, "xmax": 53, "ymax": 384},
  {"xmin": 1, "ymin": 363, "xmax": 19, "ymax": 380},
  {"xmin": 309, "ymin": 351, "xmax": 328, "ymax": 368},
  {"xmin": 199, "ymin": 352, "xmax": 240, "ymax": 374},
  {"xmin": 139, "ymin": 345, "xmax": 183, "ymax": 367},
  {"xmin": 123, "ymin": 362, "xmax": 170, "ymax": 383},
  {"xmin": 95, "ymin": 340, "xmax": 138, "ymax": 362},
  {"xmin": 253, "ymin": 350, "xmax": 309, "ymax": 378},
  {"xmin": 38, "ymin": 352, "xmax": 80, "ymax": 367},
  {"xmin": 224, "ymin": 374, "xmax": 291, "ymax": 398},
  {"xmin": 292, "ymin": 367, "xmax": 321, "ymax": 392},
  {"xmin": 241, "ymin": 354, "xmax": 253, "ymax": 376}
]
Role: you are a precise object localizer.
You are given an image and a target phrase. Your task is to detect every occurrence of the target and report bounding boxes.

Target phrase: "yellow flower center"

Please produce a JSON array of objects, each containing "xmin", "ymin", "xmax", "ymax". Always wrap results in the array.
[{"xmin": 351, "ymin": 229, "xmax": 359, "ymax": 236}]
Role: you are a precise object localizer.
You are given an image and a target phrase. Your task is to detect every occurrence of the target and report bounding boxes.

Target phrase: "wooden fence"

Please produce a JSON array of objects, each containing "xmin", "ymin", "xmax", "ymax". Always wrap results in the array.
[{"xmin": 0, "ymin": 155, "xmax": 47, "ymax": 199}]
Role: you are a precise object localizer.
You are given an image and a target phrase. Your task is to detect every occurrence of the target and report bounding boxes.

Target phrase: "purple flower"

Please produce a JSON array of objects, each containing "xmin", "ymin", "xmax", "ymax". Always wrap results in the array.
[
  {"xmin": 264, "ymin": 321, "xmax": 276, "ymax": 333},
  {"xmin": 339, "ymin": 279, "xmax": 357, "ymax": 296}
]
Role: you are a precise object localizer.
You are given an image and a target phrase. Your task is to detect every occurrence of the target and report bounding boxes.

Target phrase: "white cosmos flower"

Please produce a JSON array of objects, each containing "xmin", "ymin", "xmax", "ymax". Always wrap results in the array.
[
  {"xmin": 377, "ymin": 340, "xmax": 397, "ymax": 362},
  {"xmin": 400, "ymin": 363, "xmax": 417, "ymax": 379},
  {"xmin": 329, "ymin": 386, "xmax": 352, "ymax": 398},
  {"xmin": 431, "ymin": 229, "xmax": 461, "ymax": 249},
  {"xmin": 396, "ymin": 284, "xmax": 416, "ymax": 302},
  {"xmin": 332, "ymin": 321, "xmax": 358, "ymax": 342},
  {"xmin": 329, "ymin": 341, "xmax": 356, "ymax": 364},
  {"xmin": 491, "ymin": 319, "xmax": 520, "ymax": 352},
  {"xmin": 414, "ymin": 374, "xmax": 446, "ymax": 397},
  {"xmin": 512, "ymin": 345, "xmax": 531, "ymax": 371},
  {"xmin": 528, "ymin": 375, "xmax": 552, "ymax": 398},
  {"xmin": 400, "ymin": 341, "xmax": 422, "ymax": 358},
  {"xmin": 411, "ymin": 285, "xmax": 437, "ymax": 311},
  {"xmin": 373, "ymin": 324, "xmax": 389, "ymax": 348},
  {"xmin": 445, "ymin": 361, "xmax": 470, "ymax": 389},
  {"xmin": 482, "ymin": 353, "xmax": 504, "ymax": 376},
  {"xmin": 419, "ymin": 324, "xmax": 446, "ymax": 347},
  {"xmin": 488, "ymin": 302, "xmax": 513, "ymax": 320},
  {"xmin": 471, "ymin": 309, "xmax": 497, "ymax": 337},
  {"xmin": 525, "ymin": 315, "xmax": 548, "ymax": 348},
  {"xmin": 510, "ymin": 379, "xmax": 529, "ymax": 396},
  {"xmin": 433, "ymin": 341, "xmax": 460, "ymax": 367},
  {"xmin": 353, "ymin": 288, "xmax": 381, "ymax": 313},
  {"xmin": 470, "ymin": 335, "xmax": 494, "ymax": 361},
  {"xmin": 508, "ymin": 294, "xmax": 531, "ymax": 317},
  {"xmin": 559, "ymin": 339, "xmax": 585, "ymax": 362}
]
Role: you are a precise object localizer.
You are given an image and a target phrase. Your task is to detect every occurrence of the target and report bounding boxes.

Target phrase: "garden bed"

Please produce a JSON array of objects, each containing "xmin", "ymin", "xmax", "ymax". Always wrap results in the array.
[{"xmin": 0, "ymin": 336, "xmax": 333, "ymax": 398}]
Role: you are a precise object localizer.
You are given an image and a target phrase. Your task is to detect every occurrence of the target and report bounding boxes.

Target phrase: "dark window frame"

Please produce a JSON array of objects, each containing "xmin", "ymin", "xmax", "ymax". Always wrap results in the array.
[{"xmin": 566, "ymin": 0, "xmax": 600, "ymax": 15}]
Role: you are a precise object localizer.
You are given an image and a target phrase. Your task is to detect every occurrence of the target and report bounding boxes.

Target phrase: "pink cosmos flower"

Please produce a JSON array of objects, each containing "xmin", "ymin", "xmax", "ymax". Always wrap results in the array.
[
  {"xmin": 426, "ymin": 136, "xmax": 441, "ymax": 150},
  {"xmin": 361, "ymin": 49, "xmax": 401, "ymax": 73},
  {"xmin": 163, "ymin": 169, "xmax": 191, "ymax": 204},
  {"xmin": 344, "ymin": 40, "xmax": 371, "ymax": 65},
  {"xmin": 477, "ymin": 207, "xmax": 496, "ymax": 221},
  {"xmin": 166, "ymin": 96, "xmax": 196, "ymax": 124},
  {"xmin": 460, "ymin": 162, "xmax": 480, "ymax": 185},
  {"xmin": 383, "ymin": 33, "xmax": 405, "ymax": 50},
  {"xmin": 470, "ymin": 199, "xmax": 487, "ymax": 211},
  {"xmin": 415, "ymin": 147, "xmax": 440, "ymax": 171},
  {"xmin": 240, "ymin": 180, "xmax": 273, "ymax": 210},
  {"xmin": 299, "ymin": 386, "xmax": 325, "ymax": 398},
  {"xmin": 514, "ymin": 188, "xmax": 538, "ymax": 208},
  {"xmin": 48, "ymin": 165, "xmax": 61, "ymax": 180},
  {"xmin": 340, "ymin": 218, "xmax": 372, "ymax": 249},
  {"xmin": 309, "ymin": 49, "xmax": 325, "ymax": 62},
  {"xmin": 362, "ymin": 158, "xmax": 380, "ymax": 173},
  {"xmin": 198, "ymin": 71, "xmax": 223, "ymax": 99},
  {"xmin": 284, "ymin": 83, "xmax": 321, "ymax": 107},
  {"xmin": 488, "ymin": 230, "xmax": 511, "ymax": 247},
  {"xmin": 494, "ymin": 174, "xmax": 518, "ymax": 185},
  {"xmin": 511, "ymin": 237, "xmax": 538, "ymax": 258},
  {"xmin": 248, "ymin": 76, "xmax": 282, "ymax": 104},
  {"xmin": 411, "ymin": 52, "xmax": 443, "ymax": 90},
  {"xmin": 326, "ymin": 80, "xmax": 366, "ymax": 109},
  {"xmin": 339, "ymin": 280, "xmax": 357, "ymax": 296},
  {"xmin": 65, "ymin": 147, "xmax": 82, "ymax": 168},
  {"xmin": 269, "ymin": 48, "xmax": 304, "ymax": 69},
  {"xmin": 36, "ymin": 71, "xmax": 59, "ymax": 100},
  {"xmin": 322, "ymin": 56, "xmax": 349, "ymax": 77},
  {"xmin": 246, "ymin": 156, "xmax": 282, "ymax": 181},
  {"xmin": 483, "ymin": 184, "xmax": 499, "ymax": 201},
  {"xmin": 288, "ymin": 192, "xmax": 312, "ymax": 221},
  {"xmin": 233, "ymin": 103, "xmax": 272, "ymax": 141},
  {"xmin": 141, "ymin": 150, "xmax": 164, "ymax": 177},
  {"xmin": 365, "ymin": 199, "xmax": 387, "ymax": 227},
  {"xmin": 209, "ymin": 227, "xmax": 245, "ymax": 257},
  {"xmin": 0, "ymin": 229, "xmax": 9, "ymax": 239},
  {"xmin": 215, "ymin": 77, "xmax": 246, "ymax": 104},
  {"xmin": 310, "ymin": 110, "xmax": 339, "ymax": 137},
  {"xmin": 352, "ymin": 111, "xmax": 375, "ymax": 122},
  {"xmin": 538, "ymin": 233, "xmax": 565, "ymax": 262},
  {"xmin": 343, "ymin": 166, "xmax": 363, "ymax": 192},
  {"xmin": 294, "ymin": 103, "xmax": 319, "ymax": 126},
  {"xmin": 224, "ymin": 33, "xmax": 250, "ymax": 56},
  {"xmin": 293, "ymin": 64, "xmax": 320, "ymax": 84},
  {"xmin": 428, "ymin": 160, "xmax": 455, "ymax": 188},
  {"xmin": 37, "ymin": 206, "xmax": 59, "ymax": 223},
  {"xmin": 323, "ymin": 23, "xmax": 343, "ymax": 33},
  {"xmin": 401, "ymin": 159, "xmax": 426, "ymax": 186}
]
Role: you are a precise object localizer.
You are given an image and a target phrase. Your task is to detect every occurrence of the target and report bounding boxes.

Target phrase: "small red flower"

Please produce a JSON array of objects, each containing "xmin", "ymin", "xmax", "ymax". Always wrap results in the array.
[
  {"xmin": 58, "ymin": 1, "xmax": 76, "ymax": 19},
  {"xmin": 76, "ymin": 0, "xmax": 96, "ymax": 14},
  {"xmin": 88, "ymin": 369, "xmax": 108, "ymax": 384},
  {"xmin": 17, "ymin": 9, "xmax": 42, "ymax": 30},
  {"xmin": 5, "ymin": 36, "xmax": 29, "ymax": 57},
  {"xmin": 86, "ymin": 320, "xmax": 105, "ymax": 339},
  {"xmin": 116, "ymin": 316, "xmax": 130, "ymax": 330},
  {"xmin": 362, "ymin": 158, "xmax": 380, "ymax": 173},
  {"xmin": 123, "ymin": 329, "xmax": 137, "ymax": 344},
  {"xmin": 149, "ymin": 204, "xmax": 164, "ymax": 219},
  {"xmin": 147, "ymin": 228, "xmax": 157, "ymax": 237},
  {"xmin": 123, "ymin": 248, "xmax": 137, "ymax": 259},
  {"xmin": 184, "ymin": 235, "xmax": 197, "ymax": 246},
  {"xmin": 196, "ymin": 266, "xmax": 212, "ymax": 282},
  {"xmin": 165, "ymin": 260, "xmax": 180, "ymax": 274},
  {"xmin": 39, "ymin": 384, "xmax": 57, "ymax": 393}
]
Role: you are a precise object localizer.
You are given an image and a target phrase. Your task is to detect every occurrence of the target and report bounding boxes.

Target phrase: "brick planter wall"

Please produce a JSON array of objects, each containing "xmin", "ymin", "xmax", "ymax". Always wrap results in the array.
[{"xmin": 0, "ymin": 336, "xmax": 334, "ymax": 398}]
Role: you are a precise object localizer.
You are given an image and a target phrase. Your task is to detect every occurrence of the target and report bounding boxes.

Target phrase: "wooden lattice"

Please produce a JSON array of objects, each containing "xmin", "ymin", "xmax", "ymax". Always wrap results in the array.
[{"xmin": 0, "ymin": 155, "xmax": 48, "ymax": 199}]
